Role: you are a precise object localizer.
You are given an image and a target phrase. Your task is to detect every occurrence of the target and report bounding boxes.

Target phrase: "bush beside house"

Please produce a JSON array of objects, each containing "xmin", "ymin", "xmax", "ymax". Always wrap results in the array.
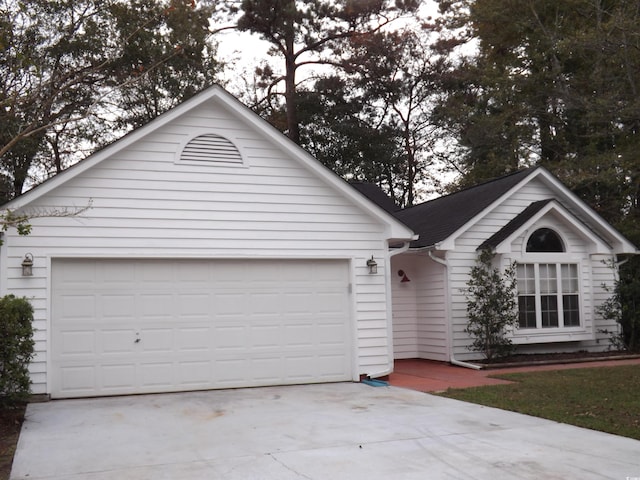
[{"xmin": 0, "ymin": 295, "xmax": 35, "ymax": 406}]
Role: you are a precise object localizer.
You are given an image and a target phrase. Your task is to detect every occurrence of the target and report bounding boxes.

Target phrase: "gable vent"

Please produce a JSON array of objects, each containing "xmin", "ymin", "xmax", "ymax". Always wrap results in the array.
[{"xmin": 180, "ymin": 134, "xmax": 242, "ymax": 164}]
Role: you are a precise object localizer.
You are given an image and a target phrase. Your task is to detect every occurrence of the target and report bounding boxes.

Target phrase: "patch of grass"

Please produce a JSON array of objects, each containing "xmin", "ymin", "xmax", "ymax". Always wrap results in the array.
[{"xmin": 438, "ymin": 365, "xmax": 640, "ymax": 440}]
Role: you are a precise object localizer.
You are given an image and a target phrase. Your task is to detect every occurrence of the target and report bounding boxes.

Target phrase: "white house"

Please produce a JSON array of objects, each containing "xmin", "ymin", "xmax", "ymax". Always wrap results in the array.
[
  {"xmin": 0, "ymin": 86, "xmax": 415, "ymax": 399},
  {"xmin": 384, "ymin": 167, "xmax": 638, "ymax": 364},
  {"xmin": 1, "ymin": 86, "xmax": 637, "ymax": 399}
]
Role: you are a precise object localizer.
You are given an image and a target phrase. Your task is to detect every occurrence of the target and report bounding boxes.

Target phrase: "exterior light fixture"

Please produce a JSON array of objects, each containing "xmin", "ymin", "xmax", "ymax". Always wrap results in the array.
[
  {"xmin": 366, "ymin": 256, "xmax": 378, "ymax": 274},
  {"xmin": 21, "ymin": 253, "xmax": 34, "ymax": 277},
  {"xmin": 398, "ymin": 269, "xmax": 410, "ymax": 283}
]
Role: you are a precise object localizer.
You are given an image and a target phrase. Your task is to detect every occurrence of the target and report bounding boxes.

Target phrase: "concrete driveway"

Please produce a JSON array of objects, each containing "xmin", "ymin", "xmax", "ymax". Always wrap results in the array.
[{"xmin": 11, "ymin": 383, "xmax": 640, "ymax": 479}]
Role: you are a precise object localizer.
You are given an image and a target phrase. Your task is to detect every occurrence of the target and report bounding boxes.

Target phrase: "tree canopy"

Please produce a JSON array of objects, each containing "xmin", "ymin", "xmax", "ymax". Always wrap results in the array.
[
  {"xmin": 225, "ymin": 0, "xmax": 420, "ymax": 145},
  {"xmin": 0, "ymin": 0, "xmax": 220, "ymax": 201},
  {"xmin": 2, "ymin": 0, "xmax": 639, "ymax": 243},
  {"xmin": 433, "ymin": 0, "xmax": 640, "ymax": 241}
]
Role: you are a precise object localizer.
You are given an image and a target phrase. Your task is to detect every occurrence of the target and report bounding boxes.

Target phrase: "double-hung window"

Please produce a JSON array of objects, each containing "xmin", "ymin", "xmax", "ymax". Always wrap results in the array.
[{"xmin": 516, "ymin": 228, "xmax": 580, "ymax": 330}]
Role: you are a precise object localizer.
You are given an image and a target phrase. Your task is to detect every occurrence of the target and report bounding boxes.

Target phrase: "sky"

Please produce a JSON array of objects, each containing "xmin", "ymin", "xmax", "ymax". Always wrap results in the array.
[
  {"xmin": 214, "ymin": 1, "xmax": 442, "ymax": 94},
  {"xmin": 210, "ymin": 1, "xmax": 460, "ymax": 200}
]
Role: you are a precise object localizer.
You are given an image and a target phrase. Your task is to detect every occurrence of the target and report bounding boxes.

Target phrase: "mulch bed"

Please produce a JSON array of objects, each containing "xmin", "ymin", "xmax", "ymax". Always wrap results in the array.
[
  {"xmin": 0, "ymin": 404, "xmax": 26, "ymax": 480},
  {"xmin": 474, "ymin": 350, "xmax": 640, "ymax": 369}
]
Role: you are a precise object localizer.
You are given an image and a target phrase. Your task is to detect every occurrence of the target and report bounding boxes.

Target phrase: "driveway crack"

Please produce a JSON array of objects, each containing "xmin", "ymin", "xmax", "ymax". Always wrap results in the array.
[{"xmin": 267, "ymin": 452, "xmax": 314, "ymax": 479}]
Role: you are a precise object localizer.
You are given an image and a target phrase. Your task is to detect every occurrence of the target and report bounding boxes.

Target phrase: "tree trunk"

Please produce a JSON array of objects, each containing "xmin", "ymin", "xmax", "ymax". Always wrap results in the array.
[{"xmin": 284, "ymin": 43, "xmax": 299, "ymax": 144}]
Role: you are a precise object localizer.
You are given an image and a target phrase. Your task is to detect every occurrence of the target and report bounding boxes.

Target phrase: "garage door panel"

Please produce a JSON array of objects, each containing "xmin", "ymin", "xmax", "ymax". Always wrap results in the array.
[
  {"xmin": 101, "ymin": 329, "xmax": 137, "ymax": 355},
  {"xmin": 282, "ymin": 324, "xmax": 313, "ymax": 347},
  {"xmin": 60, "ymin": 295, "xmax": 96, "ymax": 318},
  {"xmin": 177, "ymin": 327, "xmax": 212, "ymax": 352},
  {"xmin": 102, "ymin": 364, "xmax": 136, "ymax": 390},
  {"xmin": 179, "ymin": 361, "xmax": 212, "ymax": 386},
  {"xmin": 101, "ymin": 261, "xmax": 136, "ymax": 285},
  {"xmin": 101, "ymin": 295, "xmax": 136, "ymax": 320},
  {"xmin": 214, "ymin": 293, "xmax": 247, "ymax": 315},
  {"xmin": 52, "ymin": 259, "xmax": 352, "ymax": 398},
  {"xmin": 139, "ymin": 362, "xmax": 175, "ymax": 388},
  {"xmin": 139, "ymin": 328, "xmax": 173, "ymax": 353},
  {"xmin": 139, "ymin": 294, "xmax": 174, "ymax": 318},
  {"xmin": 58, "ymin": 330, "xmax": 95, "ymax": 356},
  {"xmin": 251, "ymin": 356, "xmax": 283, "ymax": 382},
  {"xmin": 60, "ymin": 366, "xmax": 96, "ymax": 393},
  {"xmin": 214, "ymin": 358, "xmax": 248, "ymax": 385}
]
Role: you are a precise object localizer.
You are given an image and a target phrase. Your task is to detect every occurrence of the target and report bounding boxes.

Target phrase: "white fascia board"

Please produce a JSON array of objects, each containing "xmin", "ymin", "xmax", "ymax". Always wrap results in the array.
[
  {"xmin": 534, "ymin": 168, "xmax": 638, "ymax": 254},
  {"xmin": 494, "ymin": 200, "xmax": 612, "ymax": 254}
]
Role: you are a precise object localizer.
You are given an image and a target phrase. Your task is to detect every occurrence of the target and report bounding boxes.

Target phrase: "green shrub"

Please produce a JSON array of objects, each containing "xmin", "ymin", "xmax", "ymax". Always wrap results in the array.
[
  {"xmin": 464, "ymin": 249, "xmax": 519, "ymax": 362},
  {"xmin": 0, "ymin": 295, "xmax": 35, "ymax": 405},
  {"xmin": 598, "ymin": 256, "xmax": 640, "ymax": 352}
]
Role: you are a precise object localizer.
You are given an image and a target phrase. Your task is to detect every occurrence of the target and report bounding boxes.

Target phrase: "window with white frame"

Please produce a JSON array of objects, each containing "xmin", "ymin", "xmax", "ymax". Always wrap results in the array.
[{"xmin": 516, "ymin": 228, "xmax": 580, "ymax": 330}]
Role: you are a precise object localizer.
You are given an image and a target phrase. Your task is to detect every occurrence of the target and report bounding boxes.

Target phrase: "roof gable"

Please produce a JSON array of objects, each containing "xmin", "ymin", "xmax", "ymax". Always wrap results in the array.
[
  {"xmin": 394, "ymin": 166, "xmax": 637, "ymax": 254},
  {"xmin": 480, "ymin": 199, "xmax": 614, "ymax": 254},
  {"xmin": 3, "ymin": 85, "xmax": 414, "ymax": 242}
]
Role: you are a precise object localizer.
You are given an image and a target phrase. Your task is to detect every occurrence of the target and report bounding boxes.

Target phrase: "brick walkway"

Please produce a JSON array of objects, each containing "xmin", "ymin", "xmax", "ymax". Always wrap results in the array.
[{"xmin": 388, "ymin": 357, "xmax": 640, "ymax": 392}]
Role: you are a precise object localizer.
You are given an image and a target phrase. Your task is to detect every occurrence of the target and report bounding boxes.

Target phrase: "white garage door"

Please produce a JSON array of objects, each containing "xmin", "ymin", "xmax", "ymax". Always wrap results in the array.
[{"xmin": 51, "ymin": 258, "xmax": 352, "ymax": 398}]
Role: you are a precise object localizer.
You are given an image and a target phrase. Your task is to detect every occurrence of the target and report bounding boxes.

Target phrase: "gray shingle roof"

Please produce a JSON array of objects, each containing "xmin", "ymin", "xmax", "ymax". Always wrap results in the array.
[
  {"xmin": 349, "ymin": 181, "xmax": 401, "ymax": 214},
  {"xmin": 393, "ymin": 167, "xmax": 537, "ymax": 248},
  {"xmin": 478, "ymin": 199, "xmax": 554, "ymax": 251}
]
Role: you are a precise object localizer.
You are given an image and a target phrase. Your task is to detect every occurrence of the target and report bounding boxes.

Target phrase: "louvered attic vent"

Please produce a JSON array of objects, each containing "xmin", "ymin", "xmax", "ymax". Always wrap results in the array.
[{"xmin": 180, "ymin": 134, "xmax": 243, "ymax": 165}]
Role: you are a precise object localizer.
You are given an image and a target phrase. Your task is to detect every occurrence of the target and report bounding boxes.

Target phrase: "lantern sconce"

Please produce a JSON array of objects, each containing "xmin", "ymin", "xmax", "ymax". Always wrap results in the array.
[
  {"xmin": 398, "ymin": 269, "xmax": 410, "ymax": 283},
  {"xmin": 21, "ymin": 253, "xmax": 34, "ymax": 277},
  {"xmin": 366, "ymin": 256, "xmax": 378, "ymax": 274}
]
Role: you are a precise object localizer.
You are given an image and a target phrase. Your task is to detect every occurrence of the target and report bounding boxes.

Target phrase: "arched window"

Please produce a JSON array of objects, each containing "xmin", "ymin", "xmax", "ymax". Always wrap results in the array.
[
  {"xmin": 517, "ymin": 227, "xmax": 579, "ymax": 330},
  {"xmin": 526, "ymin": 228, "xmax": 564, "ymax": 252}
]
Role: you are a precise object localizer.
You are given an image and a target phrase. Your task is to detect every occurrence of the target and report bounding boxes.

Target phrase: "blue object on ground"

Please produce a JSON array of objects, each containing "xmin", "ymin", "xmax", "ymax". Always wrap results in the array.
[{"xmin": 361, "ymin": 378, "xmax": 389, "ymax": 387}]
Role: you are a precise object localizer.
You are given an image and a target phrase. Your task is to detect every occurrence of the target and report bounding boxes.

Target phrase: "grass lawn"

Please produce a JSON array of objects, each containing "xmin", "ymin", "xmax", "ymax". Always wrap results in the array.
[{"xmin": 438, "ymin": 365, "xmax": 640, "ymax": 440}]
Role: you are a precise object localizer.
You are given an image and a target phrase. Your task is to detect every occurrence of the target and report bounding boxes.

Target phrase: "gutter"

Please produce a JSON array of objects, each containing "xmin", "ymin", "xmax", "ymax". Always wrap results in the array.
[
  {"xmin": 427, "ymin": 250, "xmax": 482, "ymax": 371},
  {"xmin": 389, "ymin": 240, "xmax": 412, "ymax": 258}
]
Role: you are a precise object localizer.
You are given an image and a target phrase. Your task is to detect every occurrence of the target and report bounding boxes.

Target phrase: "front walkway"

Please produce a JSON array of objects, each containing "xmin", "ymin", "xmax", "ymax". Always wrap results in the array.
[{"xmin": 389, "ymin": 357, "xmax": 640, "ymax": 392}]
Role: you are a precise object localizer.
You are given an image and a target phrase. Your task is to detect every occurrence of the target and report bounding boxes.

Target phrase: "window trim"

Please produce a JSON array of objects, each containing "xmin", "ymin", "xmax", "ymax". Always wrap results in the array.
[
  {"xmin": 515, "ymin": 261, "xmax": 583, "ymax": 331},
  {"xmin": 520, "ymin": 224, "xmax": 569, "ymax": 256},
  {"xmin": 526, "ymin": 227, "xmax": 566, "ymax": 252}
]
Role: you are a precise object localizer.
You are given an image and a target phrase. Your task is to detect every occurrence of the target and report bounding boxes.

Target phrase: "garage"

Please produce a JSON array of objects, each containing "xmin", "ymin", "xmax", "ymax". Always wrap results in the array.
[{"xmin": 51, "ymin": 258, "xmax": 353, "ymax": 398}]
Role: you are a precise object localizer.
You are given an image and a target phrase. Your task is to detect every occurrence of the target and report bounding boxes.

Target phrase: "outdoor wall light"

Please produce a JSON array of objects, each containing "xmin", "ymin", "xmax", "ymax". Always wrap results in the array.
[
  {"xmin": 398, "ymin": 269, "xmax": 411, "ymax": 283},
  {"xmin": 366, "ymin": 256, "xmax": 378, "ymax": 274},
  {"xmin": 21, "ymin": 253, "xmax": 34, "ymax": 277}
]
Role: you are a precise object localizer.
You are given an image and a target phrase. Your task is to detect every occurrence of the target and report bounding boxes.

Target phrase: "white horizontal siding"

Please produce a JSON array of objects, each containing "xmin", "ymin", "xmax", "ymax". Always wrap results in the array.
[
  {"xmin": 448, "ymin": 179, "xmax": 620, "ymax": 360},
  {"xmin": 391, "ymin": 254, "xmax": 448, "ymax": 361},
  {"xmin": 391, "ymin": 255, "xmax": 419, "ymax": 359},
  {"xmin": 2, "ymin": 99, "xmax": 400, "ymax": 394},
  {"xmin": 590, "ymin": 254, "xmax": 619, "ymax": 349}
]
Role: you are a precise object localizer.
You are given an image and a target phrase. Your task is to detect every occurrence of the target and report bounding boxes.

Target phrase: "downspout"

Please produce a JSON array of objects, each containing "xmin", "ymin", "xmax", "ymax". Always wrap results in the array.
[
  {"xmin": 389, "ymin": 241, "xmax": 412, "ymax": 258},
  {"xmin": 366, "ymin": 240, "xmax": 413, "ymax": 380},
  {"xmin": 427, "ymin": 249, "xmax": 482, "ymax": 370}
]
